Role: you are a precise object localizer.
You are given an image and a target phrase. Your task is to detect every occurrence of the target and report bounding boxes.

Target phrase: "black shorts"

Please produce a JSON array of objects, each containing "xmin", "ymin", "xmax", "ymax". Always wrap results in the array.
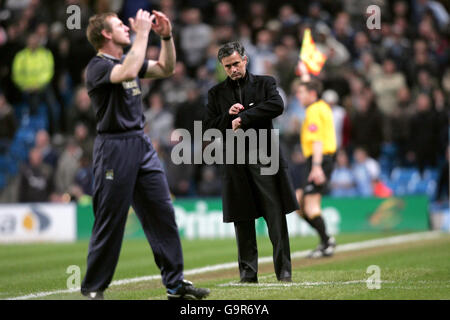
[{"xmin": 295, "ymin": 155, "xmax": 335, "ymax": 195}]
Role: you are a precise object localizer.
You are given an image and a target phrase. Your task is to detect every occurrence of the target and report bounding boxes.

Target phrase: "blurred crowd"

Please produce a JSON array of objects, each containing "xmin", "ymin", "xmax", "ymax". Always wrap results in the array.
[{"xmin": 0, "ymin": 0, "xmax": 448, "ymax": 204}]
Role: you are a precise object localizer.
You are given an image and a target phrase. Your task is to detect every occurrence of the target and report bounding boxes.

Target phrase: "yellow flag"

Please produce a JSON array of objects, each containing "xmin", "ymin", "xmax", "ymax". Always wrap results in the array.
[{"xmin": 298, "ymin": 28, "xmax": 327, "ymax": 76}]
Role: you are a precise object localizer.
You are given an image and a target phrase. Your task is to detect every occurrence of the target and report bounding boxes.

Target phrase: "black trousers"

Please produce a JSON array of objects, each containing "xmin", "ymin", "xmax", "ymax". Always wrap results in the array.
[
  {"xmin": 81, "ymin": 131, "xmax": 184, "ymax": 293},
  {"xmin": 233, "ymin": 164, "xmax": 292, "ymax": 281}
]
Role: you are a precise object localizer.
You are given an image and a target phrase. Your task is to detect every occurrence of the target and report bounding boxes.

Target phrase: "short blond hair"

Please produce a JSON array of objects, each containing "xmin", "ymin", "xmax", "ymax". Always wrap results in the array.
[{"xmin": 86, "ymin": 12, "xmax": 117, "ymax": 50}]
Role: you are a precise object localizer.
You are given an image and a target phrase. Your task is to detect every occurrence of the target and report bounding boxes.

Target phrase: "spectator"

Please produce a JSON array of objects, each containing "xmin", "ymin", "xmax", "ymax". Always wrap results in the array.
[
  {"xmin": 371, "ymin": 59, "xmax": 407, "ymax": 118},
  {"xmin": 330, "ymin": 149, "xmax": 357, "ymax": 197},
  {"xmin": 174, "ymin": 86, "xmax": 204, "ymax": 137},
  {"xmin": 272, "ymin": 44, "xmax": 297, "ymax": 94},
  {"xmin": 74, "ymin": 122, "xmax": 94, "ymax": 160},
  {"xmin": 381, "ymin": 23, "xmax": 410, "ymax": 70},
  {"xmin": 18, "ymin": 147, "xmax": 55, "ymax": 202},
  {"xmin": 406, "ymin": 39, "xmax": 438, "ymax": 86},
  {"xmin": 322, "ymin": 89, "xmax": 347, "ymax": 150},
  {"xmin": 249, "ymin": 29, "xmax": 277, "ymax": 75},
  {"xmin": 144, "ymin": 92, "xmax": 174, "ymax": 147},
  {"xmin": 0, "ymin": 92, "xmax": 17, "ymax": 153},
  {"xmin": 195, "ymin": 65, "xmax": 218, "ymax": 105},
  {"xmin": 214, "ymin": 1, "xmax": 236, "ymax": 26},
  {"xmin": 12, "ymin": 32, "xmax": 61, "ymax": 134},
  {"xmin": 0, "ymin": 23, "xmax": 24, "ymax": 105},
  {"xmin": 391, "ymin": 87, "xmax": 414, "ymax": 165},
  {"xmin": 197, "ymin": 166, "xmax": 222, "ymax": 197},
  {"xmin": 212, "ymin": 23, "xmax": 235, "ymax": 46},
  {"xmin": 73, "ymin": 153, "xmax": 94, "ymax": 198},
  {"xmin": 352, "ymin": 147, "xmax": 379, "ymax": 197},
  {"xmin": 435, "ymin": 146, "xmax": 449, "ymax": 203},
  {"xmin": 0, "ymin": 0, "xmax": 448, "ymax": 204},
  {"xmin": 355, "ymin": 51, "xmax": 382, "ymax": 88},
  {"xmin": 165, "ymin": 154, "xmax": 194, "ymax": 197},
  {"xmin": 412, "ymin": 0, "xmax": 450, "ymax": 31},
  {"xmin": 352, "ymin": 31, "xmax": 373, "ymax": 61},
  {"xmin": 34, "ymin": 129, "xmax": 58, "ymax": 169},
  {"xmin": 303, "ymin": 1, "xmax": 331, "ymax": 28},
  {"xmin": 411, "ymin": 69, "xmax": 439, "ymax": 98},
  {"xmin": 314, "ymin": 22, "xmax": 350, "ymax": 75},
  {"xmin": 179, "ymin": 7, "xmax": 212, "ymax": 76},
  {"xmin": 66, "ymin": 86, "xmax": 96, "ymax": 135},
  {"xmin": 246, "ymin": 1, "xmax": 268, "ymax": 33},
  {"xmin": 350, "ymin": 93, "xmax": 384, "ymax": 159},
  {"xmin": 278, "ymin": 4, "xmax": 301, "ymax": 34},
  {"xmin": 407, "ymin": 93, "xmax": 440, "ymax": 173},
  {"xmin": 331, "ymin": 12, "xmax": 355, "ymax": 54},
  {"xmin": 54, "ymin": 138, "xmax": 82, "ymax": 195},
  {"xmin": 160, "ymin": 62, "xmax": 196, "ymax": 111},
  {"xmin": 276, "ymin": 79, "xmax": 304, "ymax": 145},
  {"xmin": 433, "ymin": 88, "xmax": 449, "ymax": 161}
]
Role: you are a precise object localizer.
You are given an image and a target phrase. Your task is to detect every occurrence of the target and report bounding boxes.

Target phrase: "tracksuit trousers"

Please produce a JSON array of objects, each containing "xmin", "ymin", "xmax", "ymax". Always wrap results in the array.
[{"xmin": 81, "ymin": 130, "xmax": 184, "ymax": 293}]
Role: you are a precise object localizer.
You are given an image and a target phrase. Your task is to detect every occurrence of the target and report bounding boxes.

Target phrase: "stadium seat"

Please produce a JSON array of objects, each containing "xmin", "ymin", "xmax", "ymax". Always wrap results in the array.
[
  {"xmin": 423, "ymin": 168, "xmax": 439, "ymax": 181},
  {"xmin": 13, "ymin": 102, "xmax": 28, "ymax": 123},
  {"xmin": 390, "ymin": 167, "xmax": 420, "ymax": 184},
  {"xmin": 29, "ymin": 114, "xmax": 48, "ymax": 131},
  {"xmin": 9, "ymin": 141, "xmax": 28, "ymax": 162},
  {"xmin": 0, "ymin": 155, "xmax": 8, "ymax": 174},
  {"xmin": 426, "ymin": 180, "xmax": 437, "ymax": 198},
  {"xmin": 5, "ymin": 156, "xmax": 18, "ymax": 176},
  {"xmin": 0, "ymin": 173, "xmax": 6, "ymax": 189}
]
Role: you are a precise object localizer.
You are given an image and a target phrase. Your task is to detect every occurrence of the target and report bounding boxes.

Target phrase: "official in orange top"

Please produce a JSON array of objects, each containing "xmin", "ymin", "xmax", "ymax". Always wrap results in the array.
[
  {"xmin": 301, "ymin": 99, "xmax": 337, "ymax": 158},
  {"xmin": 295, "ymin": 79, "xmax": 337, "ymax": 258}
]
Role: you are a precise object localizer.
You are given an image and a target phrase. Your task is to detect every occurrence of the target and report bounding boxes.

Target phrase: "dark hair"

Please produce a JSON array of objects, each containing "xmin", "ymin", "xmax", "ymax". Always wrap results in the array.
[
  {"xmin": 86, "ymin": 12, "xmax": 117, "ymax": 50},
  {"xmin": 299, "ymin": 79, "xmax": 323, "ymax": 96},
  {"xmin": 217, "ymin": 41, "xmax": 246, "ymax": 62}
]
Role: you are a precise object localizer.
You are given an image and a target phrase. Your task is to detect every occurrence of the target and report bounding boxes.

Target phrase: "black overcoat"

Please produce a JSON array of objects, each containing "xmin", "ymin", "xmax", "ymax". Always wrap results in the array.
[{"xmin": 203, "ymin": 72, "xmax": 299, "ymax": 222}]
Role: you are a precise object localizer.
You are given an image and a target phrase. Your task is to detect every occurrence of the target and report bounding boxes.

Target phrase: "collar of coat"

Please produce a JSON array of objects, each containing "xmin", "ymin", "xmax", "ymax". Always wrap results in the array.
[{"xmin": 225, "ymin": 70, "xmax": 255, "ymax": 88}]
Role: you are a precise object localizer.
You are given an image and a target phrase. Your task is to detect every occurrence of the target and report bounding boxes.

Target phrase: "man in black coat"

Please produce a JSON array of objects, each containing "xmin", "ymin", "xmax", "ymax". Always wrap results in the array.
[{"xmin": 203, "ymin": 41, "xmax": 298, "ymax": 283}]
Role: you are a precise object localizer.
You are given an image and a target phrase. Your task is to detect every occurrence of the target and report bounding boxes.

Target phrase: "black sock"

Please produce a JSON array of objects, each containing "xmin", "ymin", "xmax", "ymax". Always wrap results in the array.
[{"xmin": 305, "ymin": 215, "xmax": 329, "ymax": 245}]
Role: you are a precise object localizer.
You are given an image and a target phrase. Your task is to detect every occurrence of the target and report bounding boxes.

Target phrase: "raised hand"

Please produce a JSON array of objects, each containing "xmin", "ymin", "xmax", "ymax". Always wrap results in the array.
[
  {"xmin": 151, "ymin": 10, "xmax": 172, "ymax": 37},
  {"xmin": 129, "ymin": 9, "xmax": 155, "ymax": 35}
]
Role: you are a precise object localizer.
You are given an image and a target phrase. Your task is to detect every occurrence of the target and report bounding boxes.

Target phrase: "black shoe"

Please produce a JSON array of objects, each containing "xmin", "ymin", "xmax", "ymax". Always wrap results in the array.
[
  {"xmin": 307, "ymin": 243, "xmax": 326, "ymax": 258},
  {"xmin": 240, "ymin": 277, "xmax": 258, "ymax": 283},
  {"xmin": 279, "ymin": 277, "xmax": 292, "ymax": 283},
  {"xmin": 81, "ymin": 291, "xmax": 104, "ymax": 300},
  {"xmin": 322, "ymin": 237, "xmax": 336, "ymax": 257},
  {"xmin": 167, "ymin": 280, "xmax": 210, "ymax": 300},
  {"xmin": 308, "ymin": 237, "xmax": 337, "ymax": 258}
]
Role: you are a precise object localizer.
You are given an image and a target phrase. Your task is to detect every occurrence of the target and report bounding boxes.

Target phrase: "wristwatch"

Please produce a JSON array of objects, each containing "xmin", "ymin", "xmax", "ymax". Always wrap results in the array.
[
  {"xmin": 312, "ymin": 162, "xmax": 322, "ymax": 166},
  {"xmin": 161, "ymin": 34, "xmax": 172, "ymax": 41}
]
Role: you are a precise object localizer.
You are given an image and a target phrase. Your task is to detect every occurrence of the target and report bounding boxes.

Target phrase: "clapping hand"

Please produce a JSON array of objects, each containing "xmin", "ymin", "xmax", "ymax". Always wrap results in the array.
[{"xmin": 151, "ymin": 10, "xmax": 172, "ymax": 37}]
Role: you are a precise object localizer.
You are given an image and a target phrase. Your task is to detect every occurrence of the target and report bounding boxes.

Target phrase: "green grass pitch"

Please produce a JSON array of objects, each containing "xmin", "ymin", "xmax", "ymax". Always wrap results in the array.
[{"xmin": 1, "ymin": 231, "xmax": 449, "ymax": 300}]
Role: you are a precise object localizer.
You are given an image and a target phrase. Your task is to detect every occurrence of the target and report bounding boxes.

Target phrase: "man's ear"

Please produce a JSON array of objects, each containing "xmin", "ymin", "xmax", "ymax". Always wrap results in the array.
[{"xmin": 101, "ymin": 29, "xmax": 112, "ymax": 41}]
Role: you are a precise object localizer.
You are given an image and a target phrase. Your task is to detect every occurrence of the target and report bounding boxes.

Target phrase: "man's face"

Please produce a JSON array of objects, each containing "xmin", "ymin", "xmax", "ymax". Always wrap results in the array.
[
  {"xmin": 296, "ymin": 85, "xmax": 316, "ymax": 107},
  {"xmin": 105, "ymin": 16, "xmax": 130, "ymax": 47},
  {"xmin": 221, "ymin": 51, "xmax": 247, "ymax": 80}
]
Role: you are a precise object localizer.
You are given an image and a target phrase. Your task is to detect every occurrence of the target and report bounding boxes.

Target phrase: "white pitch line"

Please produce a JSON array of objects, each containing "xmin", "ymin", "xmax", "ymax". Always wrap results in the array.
[
  {"xmin": 5, "ymin": 230, "xmax": 444, "ymax": 300},
  {"xmin": 218, "ymin": 280, "xmax": 395, "ymax": 287}
]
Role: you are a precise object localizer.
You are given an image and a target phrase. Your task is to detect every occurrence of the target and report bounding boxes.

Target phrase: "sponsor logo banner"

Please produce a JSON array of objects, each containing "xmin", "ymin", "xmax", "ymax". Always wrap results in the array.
[
  {"xmin": 0, "ymin": 203, "xmax": 76, "ymax": 243},
  {"xmin": 77, "ymin": 196, "xmax": 429, "ymax": 240}
]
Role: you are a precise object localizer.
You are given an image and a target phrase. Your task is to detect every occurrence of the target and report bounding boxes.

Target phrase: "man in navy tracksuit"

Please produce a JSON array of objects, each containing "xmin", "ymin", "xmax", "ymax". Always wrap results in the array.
[{"xmin": 81, "ymin": 9, "xmax": 209, "ymax": 300}]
